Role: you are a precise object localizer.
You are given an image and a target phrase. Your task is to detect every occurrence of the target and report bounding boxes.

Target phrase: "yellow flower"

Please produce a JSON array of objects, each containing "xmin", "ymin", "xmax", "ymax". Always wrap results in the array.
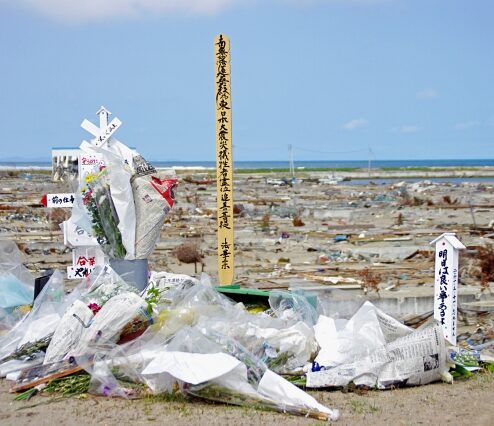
[
  {"xmin": 84, "ymin": 173, "xmax": 96, "ymax": 184},
  {"xmin": 14, "ymin": 305, "xmax": 32, "ymax": 315}
]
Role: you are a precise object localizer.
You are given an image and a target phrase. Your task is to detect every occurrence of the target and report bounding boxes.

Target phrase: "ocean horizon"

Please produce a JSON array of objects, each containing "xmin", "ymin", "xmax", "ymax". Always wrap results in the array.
[{"xmin": 1, "ymin": 158, "xmax": 494, "ymax": 170}]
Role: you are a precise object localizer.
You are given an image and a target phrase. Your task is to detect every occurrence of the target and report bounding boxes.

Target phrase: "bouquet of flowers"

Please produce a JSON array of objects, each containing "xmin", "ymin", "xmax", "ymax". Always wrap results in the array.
[
  {"xmin": 73, "ymin": 144, "xmax": 178, "ymax": 260},
  {"xmin": 44, "ymin": 266, "xmax": 152, "ymax": 364},
  {"xmin": 82, "ymin": 170, "xmax": 127, "ymax": 258}
]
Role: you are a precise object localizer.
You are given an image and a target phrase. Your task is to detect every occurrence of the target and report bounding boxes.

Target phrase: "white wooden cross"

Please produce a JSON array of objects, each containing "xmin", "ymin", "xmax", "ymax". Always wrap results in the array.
[
  {"xmin": 79, "ymin": 106, "xmax": 122, "ymax": 183},
  {"xmin": 81, "ymin": 106, "xmax": 122, "ymax": 148},
  {"xmin": 430, "ymin": 232, "xmax": 466, "ymax": 346},
  {"xmin": 62, "ymin": 106, "xmax": 122, "ymax": 277}
]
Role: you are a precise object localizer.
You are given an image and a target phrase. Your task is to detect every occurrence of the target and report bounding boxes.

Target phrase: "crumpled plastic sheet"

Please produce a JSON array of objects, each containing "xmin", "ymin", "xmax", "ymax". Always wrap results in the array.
[
  {"xmin": 196, "ymin": 312, "xmax": 316, "ymax": 374},
  {"xmin": 268, "ymin": 290, "xmax": 318, "ymax": 326},
  {"xmin": 0, "ymin": 240, "xmax": 34, "ymax": 311},
  {"xmin": 145, "ymin": 278, "xmax": 318, "ymax": 374},
  {"xmin": 0, "ymin": 270, "xmax": 77, "ymax": 372},
  {"xmin": 313, "ymin": 301, "xmax": 412, "ymax": 369},
  {"xmin": 72, "ymin": 276, "xmax": 338, "ymax": 420},
  {"xmin": 0, "ymin": 308, "xmax": 18, "ymax": 337},
  {"xmin": 308, "ymin": 301, "xmax": 447, "ymax": 389},
  {"xmin": 142, "ymin": 271, "xmax": 200, "ymax": 307},
  {"xmin": 0, "ymin": 240, "xmax": 34, "ymax": 286},
  {"xmin": 81, "ymin": 265, "xmax": 139, "ymax": 307},
  {"xmin": 76, "ymin": 351, "xmax": 139, "ymax": 399},
  {"xmin": 4, "ymin": 266, "xmax": 456, "ymax": 420},
  {"xmin": 0, "ymin": 274, "xmax": 33, "ymax": 311},
  {"xmin": 81, "ymin": 327, "xmax": 339, "ymax": 420},
  {"xmin": 165, "ymin": 327, "xmax": 339, "ymax": 420}
]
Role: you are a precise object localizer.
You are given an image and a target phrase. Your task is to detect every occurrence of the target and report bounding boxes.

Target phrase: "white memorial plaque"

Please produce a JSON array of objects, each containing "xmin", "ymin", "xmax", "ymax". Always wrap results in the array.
[
  {"xmin": 44, "ymin": 193, "xmax": 75, "ymax": 208},
  {"xmin": 79, "ymin": 152, "xmax": 104, "ymax": 183},
  {"xmin": 430, "ymin": 233, "xmax": 465, "ymax": 346},
  {"xmin": 63, "ymin": 221, "xmax": 99, "ymax": 247},
  {"xmin": 67, "ymin": 246, "xmax": 106, "ymax": 279}
]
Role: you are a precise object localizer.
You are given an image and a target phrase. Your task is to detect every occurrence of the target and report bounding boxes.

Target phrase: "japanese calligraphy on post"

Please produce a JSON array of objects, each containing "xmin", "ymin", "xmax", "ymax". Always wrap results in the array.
[
  {"xmin": 431, "ymin": 233, "xmax": 465, "ymax": 345},
  {"xmin": 43, "ymin": 193, "xmax": 75, "ymax": 208},
  {"xmin": 66, "ymin": 247, "xmax": 105, "ymax": 279},
  {"xmin": 214, "ymin": 34, "xmax": 234, "ymax": 285}
]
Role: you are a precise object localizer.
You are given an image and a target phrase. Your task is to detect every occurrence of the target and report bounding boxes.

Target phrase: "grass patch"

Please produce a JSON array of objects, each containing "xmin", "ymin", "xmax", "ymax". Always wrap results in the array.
[
  {"xmin": 349, "ymin": 398, "xmax": 380, "ymax": 415},
  {"xmin": 468, "ymin": 369, "xmax": 494, "ymax": 389},
  {"xmin": 144, "ymin": 392, "xmax": 188, "ymax": 404}
]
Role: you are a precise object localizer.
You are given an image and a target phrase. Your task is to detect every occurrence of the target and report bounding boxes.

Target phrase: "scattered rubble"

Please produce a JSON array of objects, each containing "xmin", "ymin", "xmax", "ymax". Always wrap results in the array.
[{"xmin": 1, "ymin": 170, "xmax": 494, "ymax": 421}]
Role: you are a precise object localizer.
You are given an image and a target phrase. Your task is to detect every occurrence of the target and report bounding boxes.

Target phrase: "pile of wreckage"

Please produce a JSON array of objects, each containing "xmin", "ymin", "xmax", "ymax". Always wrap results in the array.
[
  {"xmin": 1, "ymin": 239, "xmax": 493, "ymax": 421},
  {"xmin": 1, "ymin": 117, "xmax": 493, "ymax": 421}
]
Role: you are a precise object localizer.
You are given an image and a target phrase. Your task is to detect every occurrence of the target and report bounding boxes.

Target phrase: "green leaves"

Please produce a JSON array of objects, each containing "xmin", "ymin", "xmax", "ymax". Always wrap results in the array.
[
  {"xmin": 144, "ymin": 286, "xmax": 161, "ymax": 316},
  {"xmin": 44, "ymin": 373, "xmax": 91, "ymax": 397}
]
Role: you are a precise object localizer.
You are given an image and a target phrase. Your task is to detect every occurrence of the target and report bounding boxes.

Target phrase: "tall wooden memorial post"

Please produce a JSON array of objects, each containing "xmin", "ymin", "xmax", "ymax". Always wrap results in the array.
[{"xmin": 214, "ymin": 34, "xmax": 234, "ymax": 285}]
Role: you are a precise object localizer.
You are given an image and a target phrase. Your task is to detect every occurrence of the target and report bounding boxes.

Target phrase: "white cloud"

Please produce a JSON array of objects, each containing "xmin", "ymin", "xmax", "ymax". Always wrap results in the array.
[
  {"xmin": 416, "ymin": 89, "xmax": 438, "ymax": 100},
  {"xmin": 3, "ymin": 0, "xmax": 392, "ymax": 23},
  {"xmin": 281, "ymin": 0, "xmax": 387, "ymax": 4},
  {"xmin": 342, "ymin": 118, "xmax": 368, "ymax": 130},
  {"xmin": 454, "ymin": 120, "xmax": 480, "ymax": 130},
  {"xmin": 392, "ymin": 125, "xmax": 418, "ymax": 133},
  {"xmin": 10, "ymin": 0, "xmax": 236, "ymax": 23}
]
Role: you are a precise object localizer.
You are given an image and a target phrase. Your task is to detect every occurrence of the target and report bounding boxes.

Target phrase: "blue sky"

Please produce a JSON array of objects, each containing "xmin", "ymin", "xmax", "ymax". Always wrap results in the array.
[{"xmin": 0, "ymin": 0, "xmax": 493, "ymax": 161}]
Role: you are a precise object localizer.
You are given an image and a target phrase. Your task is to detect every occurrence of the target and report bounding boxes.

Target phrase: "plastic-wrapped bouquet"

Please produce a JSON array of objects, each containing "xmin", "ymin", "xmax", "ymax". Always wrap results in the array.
[
  {"xmin": 43, "ymin": 266, "xmax": 152, "ymax": 364},
  {"xmin": 82, "ymin": 170, "xmax": 127, "ymax": 258},
  {"xmin": 70, "ymin": 142, "xmax": 178, "ymax": 261}
]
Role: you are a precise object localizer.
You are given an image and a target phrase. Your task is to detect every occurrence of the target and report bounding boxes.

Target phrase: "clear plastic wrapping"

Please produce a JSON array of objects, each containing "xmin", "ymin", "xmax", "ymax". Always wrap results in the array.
[
  {"xmin": 0, "ymin": 240, "xmax": 34, "ymax": 311},
  {"xmin": 0, "ymin": 271, "xmax": 73, "ymax": 370},
  {"xmin": 67, "ymin": 142, "xmax": 177, "ymax": 261}
]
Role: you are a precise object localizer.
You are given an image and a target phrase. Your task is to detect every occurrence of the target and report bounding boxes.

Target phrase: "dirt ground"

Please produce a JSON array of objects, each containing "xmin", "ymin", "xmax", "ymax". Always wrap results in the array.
[{"xmin": 1, "ymin": 373, "xmax": 493, "ymax": 426}]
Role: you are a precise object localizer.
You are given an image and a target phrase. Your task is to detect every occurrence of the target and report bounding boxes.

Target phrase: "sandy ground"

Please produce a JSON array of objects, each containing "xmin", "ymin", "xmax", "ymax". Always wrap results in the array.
[
  {"xmin": 1, "ymin": 373, "xmax": 493, "ymax": 425},
  {"xmin": 1, "ymin": 169, "xmax": 494, "ymax": 425}
]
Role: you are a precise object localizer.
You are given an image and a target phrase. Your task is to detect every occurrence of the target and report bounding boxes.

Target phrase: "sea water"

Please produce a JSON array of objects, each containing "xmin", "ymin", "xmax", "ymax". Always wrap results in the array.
[{"xmin": 2, "ymin": 158, "xmax": 494, "ymax": 170}]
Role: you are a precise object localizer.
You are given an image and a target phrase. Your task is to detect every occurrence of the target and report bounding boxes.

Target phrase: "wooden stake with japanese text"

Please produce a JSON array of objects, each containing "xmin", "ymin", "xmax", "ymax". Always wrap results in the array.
[
  {"xmin": 215, "ymin": 34, "xmax": 234, "ymax": 285},
  {"xmin": 430, "ymin": 232, "xmax": 465, "ymax": 346}
]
